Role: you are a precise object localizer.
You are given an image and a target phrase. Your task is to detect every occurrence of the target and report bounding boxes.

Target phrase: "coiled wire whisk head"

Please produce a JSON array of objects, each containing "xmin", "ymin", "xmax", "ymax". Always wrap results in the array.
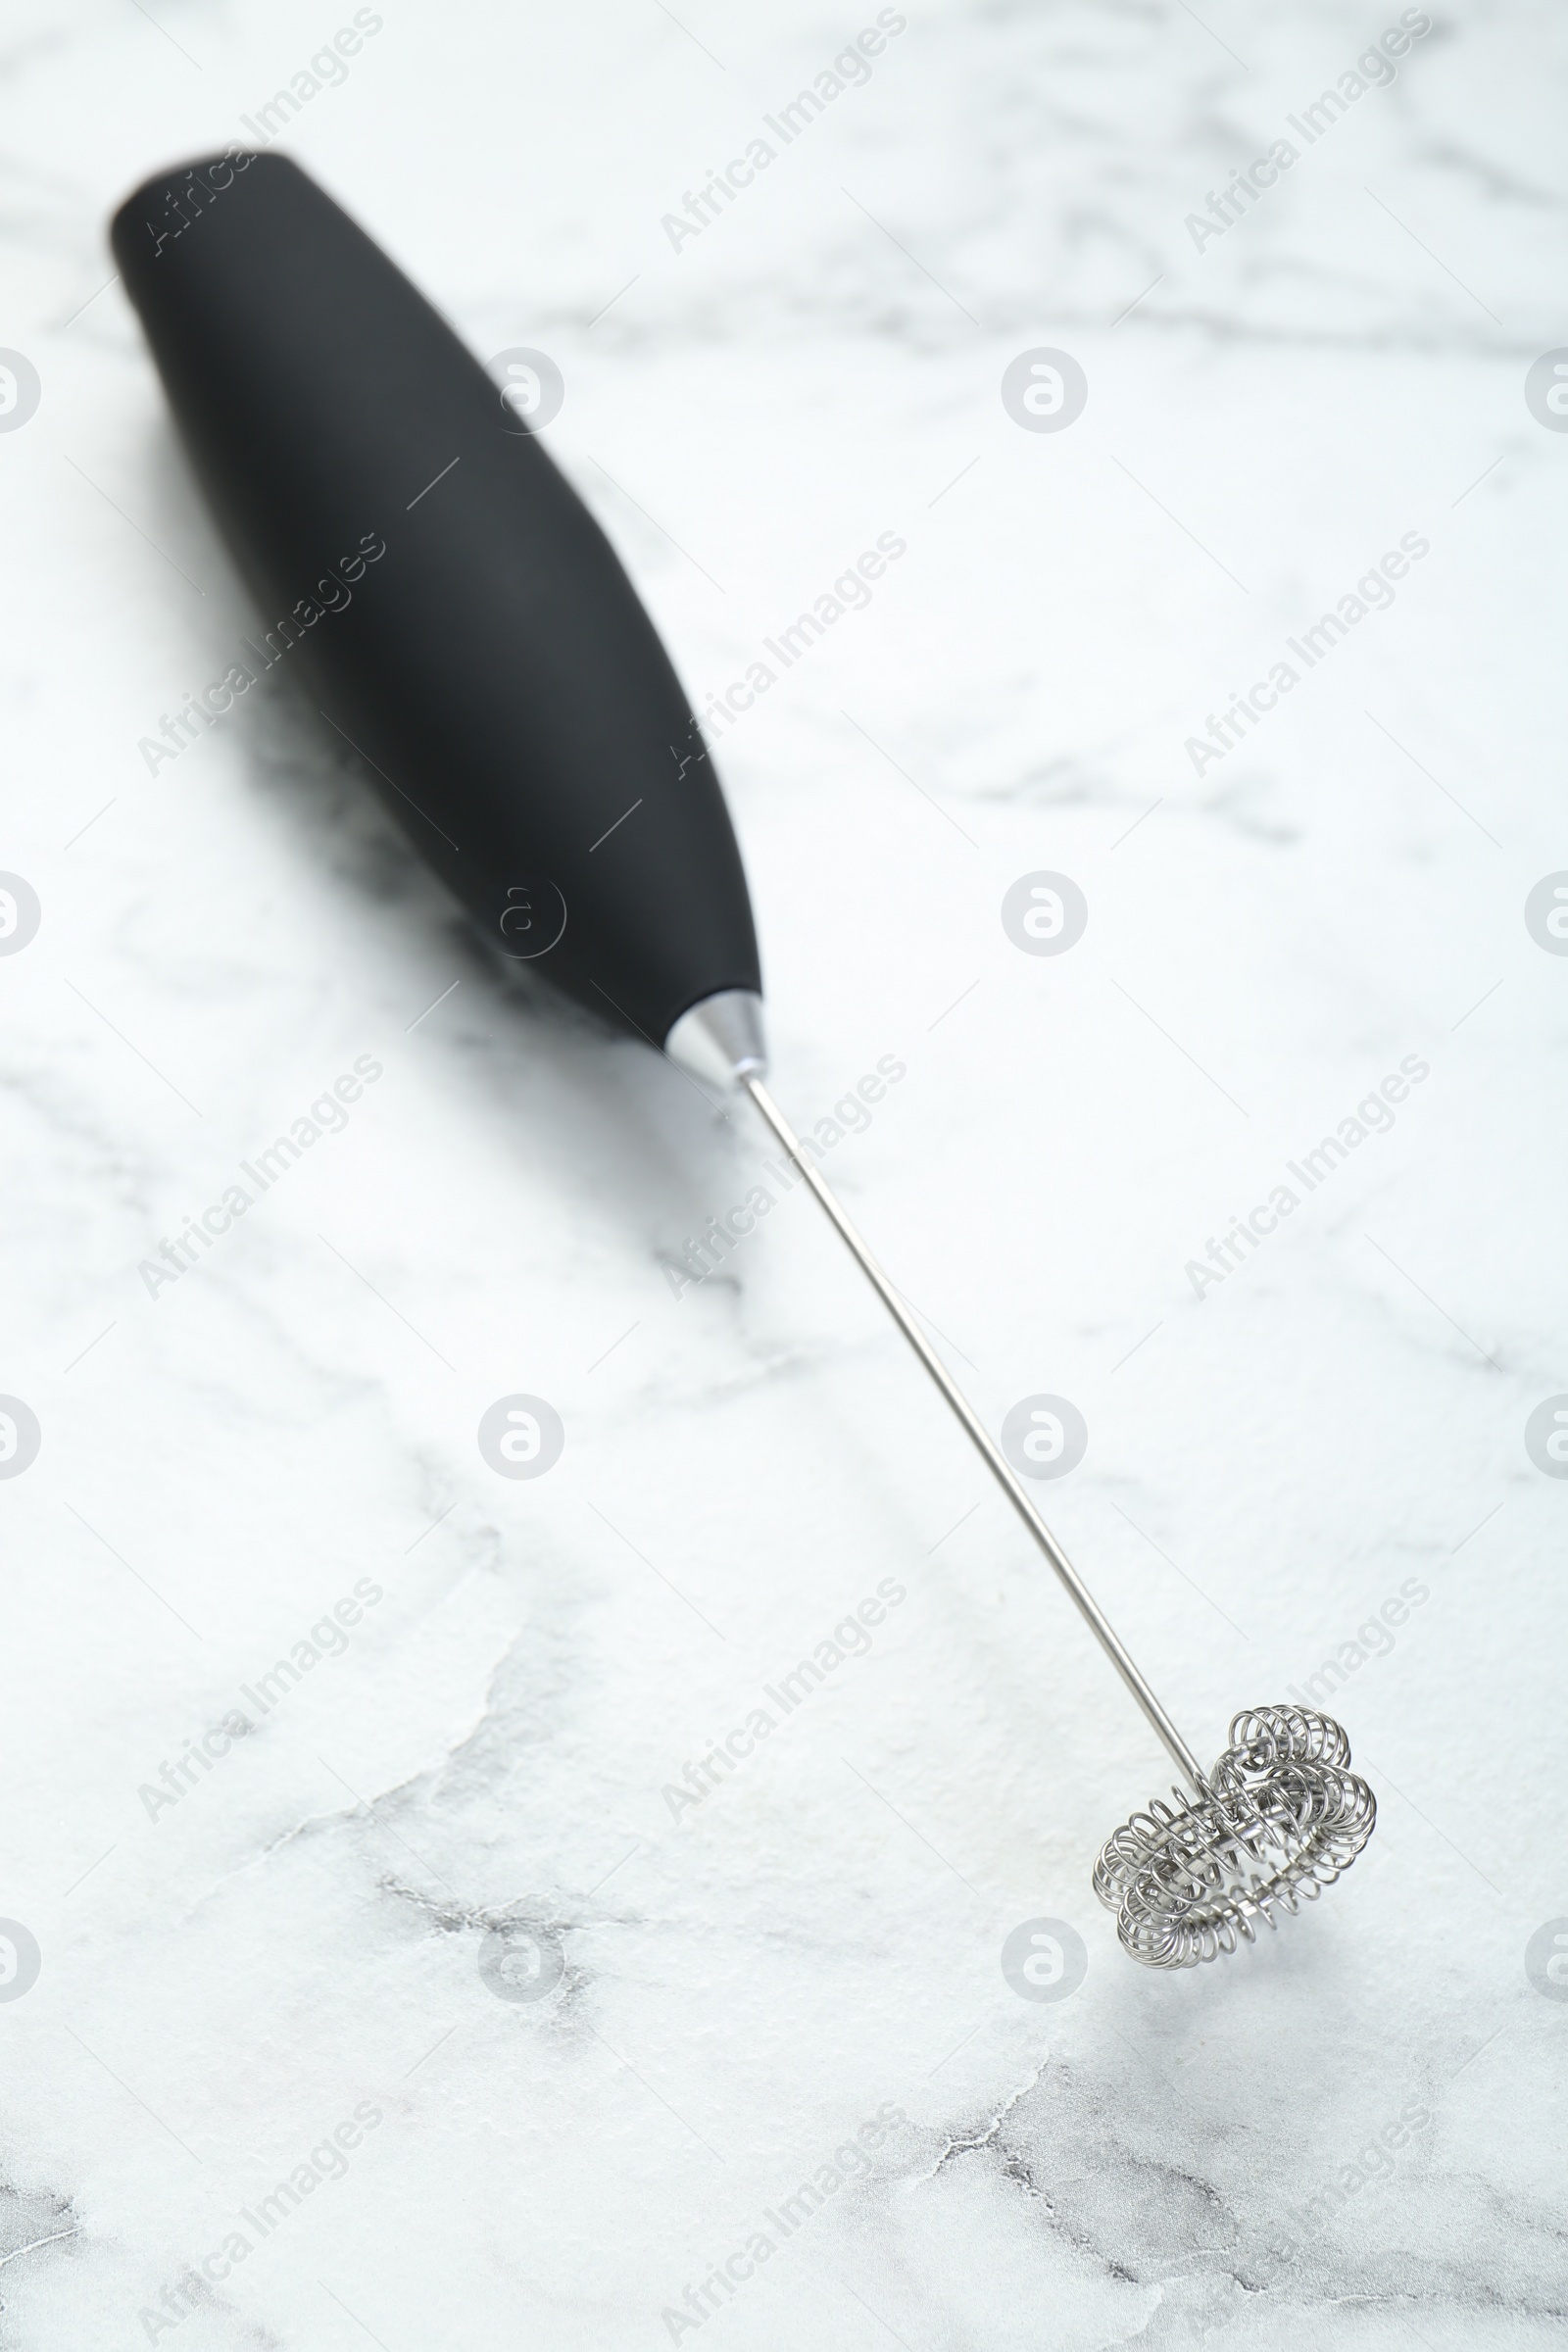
[{"xmin": 1094, "ymin": 1706, "xmax": 1376, "ymax": 1969}]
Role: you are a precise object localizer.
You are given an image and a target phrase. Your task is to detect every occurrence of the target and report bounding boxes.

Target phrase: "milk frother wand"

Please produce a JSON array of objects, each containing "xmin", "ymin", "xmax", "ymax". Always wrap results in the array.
[{"xmin": 112, "ymin": 152, "xmax": 1375, "ymax": 1966}]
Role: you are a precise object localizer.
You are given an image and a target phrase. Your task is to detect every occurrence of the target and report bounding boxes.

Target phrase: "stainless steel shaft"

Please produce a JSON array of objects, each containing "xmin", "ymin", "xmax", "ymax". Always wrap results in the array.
[{"xmin": 743, "ymin": 1076, "xmax": 1205, "ymax": 1788}]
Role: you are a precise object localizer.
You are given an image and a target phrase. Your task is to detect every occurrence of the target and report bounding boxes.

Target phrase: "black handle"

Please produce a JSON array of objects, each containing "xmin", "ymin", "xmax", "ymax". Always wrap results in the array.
[{"xmin": 111, "ymin": 152, "xmax": 761, "ymax": 1049}]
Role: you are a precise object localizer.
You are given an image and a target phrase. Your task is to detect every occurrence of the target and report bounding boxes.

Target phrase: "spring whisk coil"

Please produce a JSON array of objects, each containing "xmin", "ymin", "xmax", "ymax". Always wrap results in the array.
[{"xmin": 1094, "ymin": 1705, "xmax": 1376, "ymax": 1969}]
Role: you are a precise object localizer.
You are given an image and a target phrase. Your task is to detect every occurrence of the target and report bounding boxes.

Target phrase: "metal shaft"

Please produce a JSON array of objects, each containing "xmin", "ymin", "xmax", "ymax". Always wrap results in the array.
[{"xmin": 744, "ymin": 1076, "xmax": 1205, "ymax": 1788}]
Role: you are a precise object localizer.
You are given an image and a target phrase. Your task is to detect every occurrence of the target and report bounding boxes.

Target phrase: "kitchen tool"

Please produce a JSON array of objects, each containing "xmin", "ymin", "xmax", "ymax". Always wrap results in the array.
[{"xmin": 111, "ymin": 152, "xmax": 1375, "ymax": 1967}]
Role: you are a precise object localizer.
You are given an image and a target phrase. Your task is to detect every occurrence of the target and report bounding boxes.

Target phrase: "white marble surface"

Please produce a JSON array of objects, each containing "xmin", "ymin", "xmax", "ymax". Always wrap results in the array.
[{"xmin": 2, "ymin": 0, "xmax": 1567, "ymax": 2344}]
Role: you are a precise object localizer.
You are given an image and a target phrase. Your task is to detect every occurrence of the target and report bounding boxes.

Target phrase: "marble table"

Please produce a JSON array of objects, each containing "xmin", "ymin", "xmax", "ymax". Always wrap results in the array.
[{"xmin": 2, "ymin": 0, "xmax": 1564, "ymax": 2343}]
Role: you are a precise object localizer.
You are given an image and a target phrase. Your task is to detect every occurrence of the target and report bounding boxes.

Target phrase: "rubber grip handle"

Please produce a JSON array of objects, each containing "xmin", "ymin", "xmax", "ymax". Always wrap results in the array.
[{"xmin": 110, "ymin": 152, "xmax": 761, "ymax": 1048}]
